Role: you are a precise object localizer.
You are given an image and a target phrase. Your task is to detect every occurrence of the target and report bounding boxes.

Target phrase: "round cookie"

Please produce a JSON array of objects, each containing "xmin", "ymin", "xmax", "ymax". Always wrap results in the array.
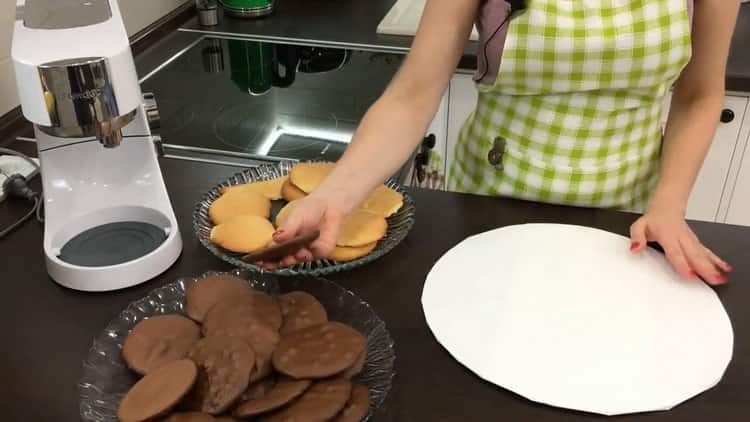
[
  {"xmin": 207, "ymin": 317, "xmax": 281, "ymax": 383},
  {"xmin": 202, "ymin": 290, "xmax": 283, "ymax": 334},
  {"xmin": 263, "ymin": 379, "xmax": 352, "ymax": 422},
  {"xmin": 288, "ymin": 162, "xmax": 336, "ymax": 194},
  {"xmin": 233, "ymin": 379, "xmax": 312, "ymax": 418},
  {"xmin": 274, "ymin": 200, "xmax": 298, "ymax": 227},
  {"xmin": 209, "ymin": 189, "xmax": 271, "ymax": 225},
  {"xmin": 333, "ymin": 384, "xmax": 370, "ymax": 422},
  {"xmin": 185, "ymin": 274, "xmax": 251, "ymax": 322},
  {"xmin": 239, "ymin": 376, "xmax": 277, "ymax": 403},
  {"xmin": 117, "ymin": 359, "xmax": 197, "ymax": 422},
  {"xmin": 359, "ymin": 184, "xmax": 403, "ymax": 217},
  {"xmin": 337, "ymin": 210, "xmax": 388, "ymax": 247},
  {"xmin": 165, "ymin": 412, "xmax": 216, "ymax": 422},
  {"xmin": 219, "ymin": 176, "xmax": 287, "ymax": 200},
  {"xmin": 186, "ymin": 336, "xmax": 256, "ymax": 415},
  {"xmin": 122, "ymin": 315, "xmax": 201, "ymax": 375},
  {"xmin": 210, "ymin": 215, "xmax": 275, "ymax": 254},
  {"xmin": 272, "ymin": 322, "xmax": 367, "ymax": 379},
  {"xmin": 339, "ymin": 348, "xmax": 367, "ymax": 380},
  {"xmin": 278, "ymin": 291, "xmax": 328, "ymax": 336},
  {"xmin": 281, "ymin": 179, "xmax": 307, "ymax": 202},
  {"xmin": 328, "ymin": 242, "xmax": 377, "ymax": 262}
]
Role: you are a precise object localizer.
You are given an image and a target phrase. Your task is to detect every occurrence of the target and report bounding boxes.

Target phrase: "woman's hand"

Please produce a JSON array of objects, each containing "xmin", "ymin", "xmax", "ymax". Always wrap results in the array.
[
  {"xmin": 260, "ymin": 190, "xmax": 352, "ymax": 270},
  {"xmin": 629, "ymin": 204, "xmax": 731, "ymax": 285}
]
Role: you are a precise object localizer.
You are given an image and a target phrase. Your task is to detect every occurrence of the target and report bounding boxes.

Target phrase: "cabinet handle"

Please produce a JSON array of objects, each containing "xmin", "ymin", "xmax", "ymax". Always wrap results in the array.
[{"xmin": 720, "ymin": 109, "xmax": 735, "ymax": 123}]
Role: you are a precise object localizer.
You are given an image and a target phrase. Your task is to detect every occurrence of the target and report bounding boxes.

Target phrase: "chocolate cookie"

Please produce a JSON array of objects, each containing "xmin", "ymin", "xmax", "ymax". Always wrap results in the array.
[
  {"xmin": 122, "ymin": 315, "xmax": 201, "ymax": 375},
  {"xmin": 339, "ymin": 348, "xmax": 367, "ymax": 380},
  {"xmin": 203, "ymin": 291, "xmax": 283, "ymax": 335},
  {"xmin": 165, "ymin": 412, "xmax": 216, "ymax": 422},
  {"xmin": 233, "ymin": 379, "xmax": 312, "ymax": 418},
  {"xmin": 208, "ymin": 317, "xmax": 281, "ymax": 383},
  {"xmin": 187, "ymin": 336, "xmax": 256, "ymax": 415},
  {"xmin": 238, "ymin": 376, "xmax": 277, "ymax": 403},
  {"xmin": 333, "ymin": 384, "xmax": 370, "ymax": 422},
  {"xmin": 117, "ymin": 359, "xmax": 197, "ymax": 422},
  {"xmin": 262, "ymin": 379, "xmax": 352, "ymax": 422},
  {"xmin": 185, "ymin": 274, "xmax": 251, "ymax": 322},
  {"xmin": 272, "ymin": 322, "xmax": 367, "ymax": 379},
  {"xmin": 278, "ymin": 292, "xmax": 328, "ymax": 336}
]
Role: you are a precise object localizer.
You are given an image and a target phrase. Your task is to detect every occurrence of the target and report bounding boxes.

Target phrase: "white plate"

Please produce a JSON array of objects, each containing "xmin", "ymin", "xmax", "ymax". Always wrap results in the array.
[{"xmin": 422, "ymin": 224, "xmax": 733, "ymax": 416}]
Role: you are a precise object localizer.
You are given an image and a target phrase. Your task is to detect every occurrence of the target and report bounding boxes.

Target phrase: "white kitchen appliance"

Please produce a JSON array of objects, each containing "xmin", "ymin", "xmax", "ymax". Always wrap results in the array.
[{"xmin": 11, "ymin": 0, "xmax": 182, "ymax": 291}]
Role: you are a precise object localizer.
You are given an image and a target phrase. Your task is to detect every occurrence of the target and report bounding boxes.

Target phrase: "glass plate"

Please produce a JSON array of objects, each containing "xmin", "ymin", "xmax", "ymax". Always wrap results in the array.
[
  {"xmin": 79, "ymin": 270, "xmax": 396, "ymax": 421},
  {"xmin": 192, "ymin": 161, "xmax": 416, "ymax": 276}
]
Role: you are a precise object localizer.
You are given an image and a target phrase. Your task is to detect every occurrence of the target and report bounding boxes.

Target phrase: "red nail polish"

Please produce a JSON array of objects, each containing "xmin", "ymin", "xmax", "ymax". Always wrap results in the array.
[
  {"xmin": 630, "ymin": 241, "xmax": 640, "ymax": 251},
  {"xmin": 714, "ymin": 274, "xmax": 727, "ymax": 283}
]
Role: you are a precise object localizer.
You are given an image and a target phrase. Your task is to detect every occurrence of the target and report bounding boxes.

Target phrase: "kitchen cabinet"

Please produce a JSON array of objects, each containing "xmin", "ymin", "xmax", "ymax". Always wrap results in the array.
[
  {"xmin": 683, "ymin": 96, "xmax": 748, "ymax": 222},
  {"xmin": 409, "ymin": 74, "xmax": 475, "ymax": 190},
  {"xmin": 724, "ymin": 99, "xmax": 750, "ymax": 226},
  {"xmin": 406, "ymin": 90, "xmax": 449, "ymax": 189}
]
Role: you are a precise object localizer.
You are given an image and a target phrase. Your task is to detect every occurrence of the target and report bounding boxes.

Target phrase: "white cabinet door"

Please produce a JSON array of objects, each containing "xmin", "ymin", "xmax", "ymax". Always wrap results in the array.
[
  {"xmin": 725, "ymin": 99, "xmax": 750, "ymax": 226},
  {"xmin": 446, "ymin": 73, "xmax": 478, "ymax": 189},
  {"xmin": 684, "ymin": 96, "xmax": 748, "ymax": 222},
  {"xmin": 405, "ymin": 89, "xmax": 449, "ymax": 189},
  {"xmin": 725, "ymin": 148, "xmax": 750, "ymax": 226}
]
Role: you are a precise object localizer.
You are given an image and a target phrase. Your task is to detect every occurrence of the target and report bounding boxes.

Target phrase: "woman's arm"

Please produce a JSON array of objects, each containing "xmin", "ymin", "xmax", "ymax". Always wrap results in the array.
[
  {"xmin": 315, "ymin": 0, "xmax": 481, "ymax": 208},
  {"xmin": 272, "ymin": 0, "xmax": 481, "ymax": 262},
  {"xmin": 631, "ymin": 0, "xmax": 739, "ymax": 283}
]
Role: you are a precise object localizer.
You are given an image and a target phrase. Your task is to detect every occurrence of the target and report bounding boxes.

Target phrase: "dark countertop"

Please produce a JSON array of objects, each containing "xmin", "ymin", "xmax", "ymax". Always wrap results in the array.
[
  {"xmin": 181, "ymin": 0, "xmax": 750, "ymax": 92},
  {"xmin": 1, "ymin": 139, "xmax": 750, "ymax": 420}
]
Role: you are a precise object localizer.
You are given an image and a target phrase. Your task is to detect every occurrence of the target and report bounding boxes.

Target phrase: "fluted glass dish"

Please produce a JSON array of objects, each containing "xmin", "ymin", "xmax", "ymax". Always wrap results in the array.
[{"xmin": 79, "ymin": 270, "xmax": 396, "ymax": 421}]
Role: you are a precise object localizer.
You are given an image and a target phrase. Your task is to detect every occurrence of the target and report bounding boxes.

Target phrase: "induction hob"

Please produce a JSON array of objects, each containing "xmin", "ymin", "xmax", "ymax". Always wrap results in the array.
[{"xmin": 141, "ymin": 36, "xmax": 410, "ymax": 180}]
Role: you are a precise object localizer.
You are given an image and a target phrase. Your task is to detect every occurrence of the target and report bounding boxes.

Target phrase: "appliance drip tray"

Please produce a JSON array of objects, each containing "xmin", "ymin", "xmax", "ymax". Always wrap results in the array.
[{"xmin": 58, "ymin": 222, "xmax": 168, "ymax": 267}]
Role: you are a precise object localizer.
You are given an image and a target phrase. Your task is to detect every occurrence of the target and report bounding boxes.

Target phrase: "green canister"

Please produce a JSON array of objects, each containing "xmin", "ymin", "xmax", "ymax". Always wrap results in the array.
[{"xmin": 220, "ymin": 0, "xmax": 274, "ymax": 18}]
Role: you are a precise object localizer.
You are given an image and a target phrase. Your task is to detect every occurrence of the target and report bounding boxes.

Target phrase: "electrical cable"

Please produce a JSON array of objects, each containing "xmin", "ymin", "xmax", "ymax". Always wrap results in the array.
[
  {"xmin": 0, "ymin": 147, "xmax": 44, "ymax": 239},
  {"xmin": 0, "ymin": 195, "xmax": 39, "ymax": 239},
  {"xmin": 0, "ymin": 147, "xmax": 40, "ymax": 171},
  {"xmin": 476, "ymin": 0, "xmax": 527, "ymax": 82}
]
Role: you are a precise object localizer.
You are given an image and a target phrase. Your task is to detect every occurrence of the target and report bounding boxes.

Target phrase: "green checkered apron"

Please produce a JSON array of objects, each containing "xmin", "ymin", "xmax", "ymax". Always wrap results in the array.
[{"xmin": 449, "ymin": 0, "xmax": 693, "ymax": 210}]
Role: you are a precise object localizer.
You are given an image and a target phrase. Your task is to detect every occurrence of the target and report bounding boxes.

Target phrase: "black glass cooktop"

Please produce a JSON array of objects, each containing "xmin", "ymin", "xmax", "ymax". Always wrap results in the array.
[{"xmin": 141, "ymin": 37, "xmax": 405, "ymax": 165}]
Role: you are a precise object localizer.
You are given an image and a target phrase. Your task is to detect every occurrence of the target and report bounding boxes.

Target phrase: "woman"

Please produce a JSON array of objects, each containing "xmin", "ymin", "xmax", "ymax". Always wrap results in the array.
[{"xmin": 269, "ymin": 0, "xmax": 738, "ymax": 284}]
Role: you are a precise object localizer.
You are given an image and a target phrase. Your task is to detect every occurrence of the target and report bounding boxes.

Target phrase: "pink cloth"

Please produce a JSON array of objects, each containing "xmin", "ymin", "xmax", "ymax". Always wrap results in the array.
[{"xmin": 473, "ymin": 0, "xmax": 695, "ymax": 85}]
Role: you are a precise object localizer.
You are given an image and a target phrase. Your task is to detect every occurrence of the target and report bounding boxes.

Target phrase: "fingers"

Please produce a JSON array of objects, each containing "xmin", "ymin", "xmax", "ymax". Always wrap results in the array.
[
  {"xmin": 295, "ymin": 247, "xmax": 314, "ymax": 262},
  {"xmin": 680, "ymin": 236, "xmax": 724, "ymax": 285},
  {"xmin": 274, "ymin": 209, "xmax": 304, "ymax": 243},
  {"xmin": 629, "ymin": 218, "xmax": 648, "ymax": 253},
  {"xmin": 660, "ymin": 239, "xmax": 695, "ymax": 281},
  {"xmin": 704, "ymin": 247, "xmax": 733, "ymax": 274},
  {"xmin": 309, "ymin": 210, "xmax": 343, "ymax": 259}
]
